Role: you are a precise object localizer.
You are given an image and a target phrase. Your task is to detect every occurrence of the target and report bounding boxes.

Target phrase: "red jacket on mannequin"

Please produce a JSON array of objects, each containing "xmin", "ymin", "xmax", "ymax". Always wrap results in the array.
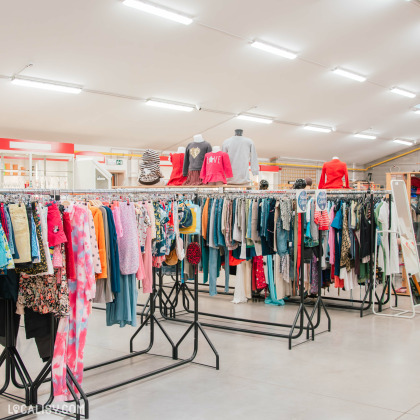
[{"xmin": 318, "ymin": 158, "xmax": 350, "ymax": 189}]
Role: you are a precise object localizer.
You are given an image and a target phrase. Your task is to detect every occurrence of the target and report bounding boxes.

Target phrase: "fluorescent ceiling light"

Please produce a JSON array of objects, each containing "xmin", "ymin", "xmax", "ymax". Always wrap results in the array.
[
  {"xmin": 393, "ymin": 139, "xmax": 414, "ymax": 146},
  {"xmin": 303, "ymin": 124, "xmax": 332, "ymax": 133},
  {"xmin": 122, "ymin": 0, "xmax": 192, "ymax": 25},
  {"xmin": 251, "ymin": 41, "xmax": 297, "ymax": 60},
  {"xmin": 332, "ymin": 67, "xmax": 366, "ymax": 82},
  {"xmin": 11, "ymin": 76, "xmax": 82, "ymax": 94},
  {"xmin": 236, "ymin": 114, "xmax": 273, "ymax": 124},
  {"xmin": 354, "ymin": 133, "xmax": 377, "ymax": 140},
  {"xmin": 145, "ymin": 99, "xmax": 195, "ymax": 112},
  {"xmin": 390, "ymin": 87, "xmax": 416, "ymax": 98}
]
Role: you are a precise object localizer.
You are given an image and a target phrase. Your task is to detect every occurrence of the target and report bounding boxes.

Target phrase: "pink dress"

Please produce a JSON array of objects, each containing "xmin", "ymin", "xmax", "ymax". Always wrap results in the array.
[{"xmin": 52, "ymin": 204, "xmax": 96, "ymax": 401}]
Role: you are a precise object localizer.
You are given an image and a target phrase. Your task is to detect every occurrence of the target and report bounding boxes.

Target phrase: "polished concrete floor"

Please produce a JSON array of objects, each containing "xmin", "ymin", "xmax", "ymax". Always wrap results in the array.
[{"xmin": 1, "ymin": 281, "xmax": 420, "ymax": 420}]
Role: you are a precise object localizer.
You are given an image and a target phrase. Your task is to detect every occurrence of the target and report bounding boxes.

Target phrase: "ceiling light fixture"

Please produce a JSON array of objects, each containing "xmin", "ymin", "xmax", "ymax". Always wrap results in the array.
[
  {"xmin": 390, "ymin": 87, "xmax": 416, "ymax": 98},
  {"xmin": 236, "ymin": 114, "xmax": 273, "ymax": 124},
  {"xmin": 251, "ymin": 41, "xmax": 297, "ymax": 60},
  {"xmin": 145, "ymin": 99, "xmax": 196, "ymax": 112},
  {"xmin": 122, "ymin": 0, "xmax": 193, "ymax": 25},
  {"xmin": 393, "ymin": 139, "xmax": 414, "ymax": 146},
  {"xmin": 354, "ymin": 133, "xmax": 377, "ymax": 140},
  {"xmin": 303, "ymin": 124, "xmax": 333, "ymax": 133},
  {"xmin": 11, "ymin": 76, "xmax": 82, "ymax": 94},
  {"xmin": 332, "ymin": 67, "xmax": 366, "ymax": 82}
]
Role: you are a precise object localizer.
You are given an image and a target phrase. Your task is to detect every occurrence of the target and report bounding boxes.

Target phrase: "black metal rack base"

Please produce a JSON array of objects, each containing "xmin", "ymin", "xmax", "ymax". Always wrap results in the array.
[
  {"xmin": 1, "ymin": 266, "xmax": 219, "ymax": 420},
  {"xmin": 156, "ymin": 215, "xmax": 330, "ymax": 350}
]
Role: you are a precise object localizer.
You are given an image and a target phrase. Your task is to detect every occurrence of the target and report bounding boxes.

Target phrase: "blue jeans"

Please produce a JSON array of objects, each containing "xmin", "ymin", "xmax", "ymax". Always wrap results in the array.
[{"xmin": 276, "ymin": 218, "xmax": 288, "ymax": 256}]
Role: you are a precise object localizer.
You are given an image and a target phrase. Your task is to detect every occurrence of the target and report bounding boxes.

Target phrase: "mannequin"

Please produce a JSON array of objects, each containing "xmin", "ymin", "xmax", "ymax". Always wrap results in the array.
[
  {"xmin": 222, "ymin": 129, "xmax": 259, "ymax": 185},
  {"xmin": 167, "ymin": 146, "xmax": 188, "ymax": 186},
  {"xmin": 200, "ymin": 145, "xmax": 233, "ymax": 185},
  {"xmin": 182, "ymin": 134, "xmax": 212, "ymax": 185},
  {"xmin": 318, "ymin": 157, "xmax": 349, "ymax": 189}
]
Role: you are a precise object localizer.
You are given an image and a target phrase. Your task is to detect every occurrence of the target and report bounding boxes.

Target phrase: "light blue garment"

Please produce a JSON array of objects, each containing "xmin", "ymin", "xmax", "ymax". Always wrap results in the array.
[
  {"xmin": 106, "ymin": 273, "xmax": 138, "ymax": 327},
  {"xmin": 30, "ymin": 213, "xmax": 39, "ymax": 261},
  {"xmin": 4, "ymin": 208, "xmax": 15, "ymax": 256},
  {"xmin": 246, "ymin": 200, "xmax": 253, "ymax": 239},
  {"xmin": 265, "ymin": 255, "xmax": 285, "ymax": 306},
  {"xmin": 276, "ymin": 218, "xmax": 288, "ymax": 256},
  {"xmin": 208, "ymin": 247, "xmax": 219, "ymax": 296}
]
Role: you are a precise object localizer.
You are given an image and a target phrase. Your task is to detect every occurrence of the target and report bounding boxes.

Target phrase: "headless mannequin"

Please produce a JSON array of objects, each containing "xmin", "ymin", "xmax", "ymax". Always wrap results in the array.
[
  {"xmin": 182, "ymin": 134, "xmax": 212, "ymax": 184},
  {"xmin": 167, "ymin": 147, "xmax": 187, "ymax": 186},
  {"xmin": 212, "ymin": 146, "xmax": 221, "ymax": 152},
  {"xmin": 318, "ymin": 157, "xmax": 349, "ymax": 189},
  {"xmin": 222, "ymin": 128, "xmax": 259, "ymax": 185}
]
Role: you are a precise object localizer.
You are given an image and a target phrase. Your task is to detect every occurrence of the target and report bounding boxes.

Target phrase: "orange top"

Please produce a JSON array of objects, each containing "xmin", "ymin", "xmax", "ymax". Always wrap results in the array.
[
  {"xmin": 90, "ymin": 206, "xmax": 108, "ymax": 280},
  {"xmin": 201, "ymin": 199, "xmax": 210, "ymax": 240}
]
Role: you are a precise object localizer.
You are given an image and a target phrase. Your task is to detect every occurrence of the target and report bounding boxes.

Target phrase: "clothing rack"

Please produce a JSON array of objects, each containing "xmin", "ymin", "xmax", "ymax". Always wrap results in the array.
[
  {"xmin": 157, "ymin": 189, "xmax": 392, "ymax": 350},
  {"xmin": 287, "ymin": 190, "xmax": 392, "ymax": 316},
  {"xmin": 0, "ymin": 189, "xmax": 219, "ymax": 420},
  {"xmin": 157, "ymin": 190, "xmax": 319, "ymax": 350}
]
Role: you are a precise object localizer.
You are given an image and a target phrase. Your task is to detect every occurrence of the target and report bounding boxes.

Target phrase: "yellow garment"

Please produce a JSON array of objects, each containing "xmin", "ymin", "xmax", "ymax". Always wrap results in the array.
[
  {"xmin": 90, "ymin": 206, "xmax": 108, "ymax": 280},
  {"xmin": 179, "ymin": 204, "xmax": 197, "ymax": 234}
]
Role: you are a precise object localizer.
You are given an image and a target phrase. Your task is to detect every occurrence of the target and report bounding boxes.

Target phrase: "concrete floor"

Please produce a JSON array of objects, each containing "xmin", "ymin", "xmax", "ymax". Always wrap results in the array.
[{"xmin": 1, "ymin": 283, "xmax": 420, "ymax": 420}]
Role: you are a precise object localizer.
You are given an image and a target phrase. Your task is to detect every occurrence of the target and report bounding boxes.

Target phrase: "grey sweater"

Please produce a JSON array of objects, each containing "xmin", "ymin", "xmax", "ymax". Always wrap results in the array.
[
  {"xmin": 182, "ymin": 141, "xmax": 212, "ymax": 176},
  {"xmin": 222, "ymin": 136, "xmax": 259, "ymax": 184}
]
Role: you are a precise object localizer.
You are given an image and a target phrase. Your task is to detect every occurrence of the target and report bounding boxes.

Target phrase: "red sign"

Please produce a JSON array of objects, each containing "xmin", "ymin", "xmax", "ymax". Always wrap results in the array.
[{"xmin": 0, "ymin": 138, "xmax": 74, "ymax": 154}]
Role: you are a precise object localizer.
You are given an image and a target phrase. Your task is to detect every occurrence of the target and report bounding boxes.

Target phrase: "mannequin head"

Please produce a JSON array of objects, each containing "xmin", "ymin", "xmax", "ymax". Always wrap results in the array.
[
  {"xmin": 235, "ymin": 129, "xmax": 243, "ymax": 136},
  {"xmin": 193, "ymin": 134, "xmax": 204, "ymax": 143},
  {"xmin": 212, "ymin": 146, "xmax": 221, "ymax": 152},
  {"xmin": 177, "ymin": 146, "xmax": 186, "ymax": 153}
]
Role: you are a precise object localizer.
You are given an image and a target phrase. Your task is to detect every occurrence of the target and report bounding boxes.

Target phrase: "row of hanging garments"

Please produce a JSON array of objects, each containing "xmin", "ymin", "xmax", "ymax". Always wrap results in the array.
[
  {"xmin": 196, "ymin": 192, "xmax": 396, "ymax": 305},
  {"xmin": 309, "ymin": 195, "xmax": 399, "ymax": 295},
  {"xmin": 198, "ymin": 195, "xmax": 297, "ymax": 306},
  {"xmin": 0, "ymin": 193, "xmax": 187, "ymax": 402}
]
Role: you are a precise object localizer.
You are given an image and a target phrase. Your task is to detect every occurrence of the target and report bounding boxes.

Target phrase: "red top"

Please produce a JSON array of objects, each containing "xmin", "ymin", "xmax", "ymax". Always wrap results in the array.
[
  {"xmin": 318, "ymin": 159, "xmax": 349, "ymax": 189},
  {"xmin": 200, "ymin": 151, "xmax": 233, "ymax": 184},
  {"xmin": 167, "ymin": 153, "xmax": 187, "ymax": 186}
]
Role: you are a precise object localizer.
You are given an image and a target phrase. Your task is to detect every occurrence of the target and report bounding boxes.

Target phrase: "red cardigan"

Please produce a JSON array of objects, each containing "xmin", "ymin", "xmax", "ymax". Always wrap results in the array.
[{"xmin": 318, "ymin": 159, "xmax": 349, "ymax": 189}]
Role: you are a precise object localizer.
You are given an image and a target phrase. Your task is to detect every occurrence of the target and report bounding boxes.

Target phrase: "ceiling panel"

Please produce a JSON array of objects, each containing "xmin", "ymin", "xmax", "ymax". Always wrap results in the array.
[{"xmin": 0, "ymin": 0, "xmax": 419, "ymax": 165}]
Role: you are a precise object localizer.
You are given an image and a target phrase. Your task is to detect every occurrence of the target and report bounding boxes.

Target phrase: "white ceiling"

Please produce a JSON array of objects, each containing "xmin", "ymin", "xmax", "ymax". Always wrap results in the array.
[{"xmin": 0, "ymin": 0, "xmax": 420, "ymax": 164}]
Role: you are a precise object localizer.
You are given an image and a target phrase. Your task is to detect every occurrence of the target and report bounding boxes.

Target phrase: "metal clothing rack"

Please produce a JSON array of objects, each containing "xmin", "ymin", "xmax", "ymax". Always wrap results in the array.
[
  {"xmin": 157, "ymin": 194, "xmax": 319, "ymax": 350},
  {"xmin": 285, "ymin": 190, "xmax": 393, "ymax": 316},
  {"xmin": 0, "ymin": 300, "xmax": 32, "ymax": 407},
  {"xmin": 0, "ymin": 188, "xmax": 219, "ymax": 420}
]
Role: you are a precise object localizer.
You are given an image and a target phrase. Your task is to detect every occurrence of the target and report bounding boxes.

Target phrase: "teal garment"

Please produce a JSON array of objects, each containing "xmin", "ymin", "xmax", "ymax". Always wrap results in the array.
[
  {"xmin": 246, "ymin": 200, "xmax": 253, "ymax": 239},
  {"xmin": 224, "ymin": 247, "xmax": 229, "ymax": 292},
  {"xmin": 265, "ymin": 255, "xmax": 285, "ymax": 306},
  {"xmin": 201, "ymin": 236, "xmax": 209, "ymax": 284},
  {"xmin": 106, "ymin": 273, "xmax": 138, "ymax": 327}
]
